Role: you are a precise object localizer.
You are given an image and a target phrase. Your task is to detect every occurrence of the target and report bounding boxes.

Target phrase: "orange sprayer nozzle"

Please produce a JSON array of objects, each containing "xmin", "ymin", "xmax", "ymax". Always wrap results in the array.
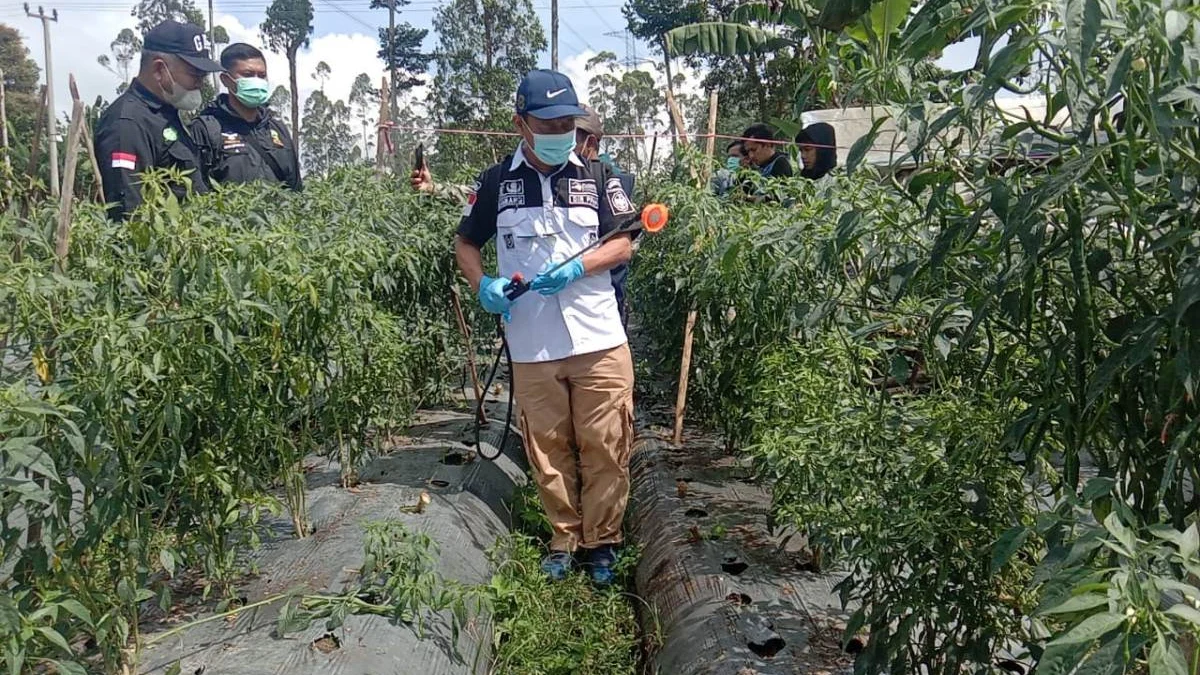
[{"xmin": 641, "ymin": 203, "xmax": 669, "ymax": 233}]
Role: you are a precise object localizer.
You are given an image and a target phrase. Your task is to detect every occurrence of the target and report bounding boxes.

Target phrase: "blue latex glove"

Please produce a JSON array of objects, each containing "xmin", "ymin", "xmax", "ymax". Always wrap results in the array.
[
  {"xmin": 530, "ymin": 258, "xmax": 585, "ymax": 296},
  {"xmin": 478, "ymin": 275, "xmax": 513, "ymax": 321}
]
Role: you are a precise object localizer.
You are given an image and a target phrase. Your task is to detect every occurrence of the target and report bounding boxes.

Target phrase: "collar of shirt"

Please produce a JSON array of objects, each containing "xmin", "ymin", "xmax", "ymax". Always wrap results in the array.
[
  {"xmin": 131, "ymin": 79, "xmax": 168, "ymax": 112},
  {"xmin": 509, "ymin": 143, "xmax": 585, "ymax": 173}
]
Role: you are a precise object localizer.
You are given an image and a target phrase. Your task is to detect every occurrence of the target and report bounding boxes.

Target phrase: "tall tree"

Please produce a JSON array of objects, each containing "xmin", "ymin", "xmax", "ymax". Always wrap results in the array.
[
  {"xmin": 313, "ymin": 60, "xmax": 331, "ymax": 91},
  {"xmin": 374, "ymin": 23, "xmax": 432, "ymax": 95},
  {"xmin": 300, "ymin": 90, "xmax": 355, "ymax": 176},
  {"xmin": 97, "ymin": 28, "xmax": 141, "ymax": 95},
  {"xmin": 585, "ymin": 52, "xmax": 663, "ymax": 175},
  {"xmin": 261, "ymin": 0, "xmax": 314, "ymax": 147},
  {"xmin": 369, "ymin": 0, "xmax": 432, "ymax": 116},
  {"xmin": 347, "ymin": 73, "xmax": 378, "ymax": 156},
  {"xmin": 0, "ymin": 24, "xmax": 41, "ymax": 154},
  {"xmin": 269, "ymin": 85, "xmax": 292, "ymax": 124},
  {"xmin": 131, "ymin": 0, "xmax": 205, "ymax": 34},
  {"xmin": 428, "ymin": 0, "xmax": 546, "ymax": 173}
]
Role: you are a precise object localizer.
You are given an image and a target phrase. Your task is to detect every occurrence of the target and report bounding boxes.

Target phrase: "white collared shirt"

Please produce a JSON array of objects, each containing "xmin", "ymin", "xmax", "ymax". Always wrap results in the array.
[{"xmin": 457, "ymin": 144, "xmax": 638, "ymax": 363}]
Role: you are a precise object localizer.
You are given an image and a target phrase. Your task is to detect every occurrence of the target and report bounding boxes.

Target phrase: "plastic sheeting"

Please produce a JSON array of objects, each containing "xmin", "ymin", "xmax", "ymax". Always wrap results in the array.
[
  {"xmin": 628, "ymin": 435, "xmax": 856, "ymax": 675},
  {"xmin": 138, "ymin": 410, "xmax": 526, "ymax": 675}
]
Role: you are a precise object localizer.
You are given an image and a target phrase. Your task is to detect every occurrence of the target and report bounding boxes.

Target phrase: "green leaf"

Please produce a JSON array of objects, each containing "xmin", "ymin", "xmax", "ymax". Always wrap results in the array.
[
  {"xmin": 1103, "ymin": 46, "xmax": 1132, "ymax": 101},
  {"xmin": 116, "ymin": 578, "xmax": 135, "ymax": 604},
  {"xmin": 56, "ymin": 600, "xmax": 93, "ymax": 628},
  {"xmin": 36, "ymin": 627, "xmax": 72, "ymax": 655},
  {"xmin": 889, "ymin": 352, "xmax": 911, "ymax": 383},
  {"xmin": 991, "ymin": 526, "xmax": 1031, "ymax": 573},
  {"xmin": 1073, "ymin": 632, "xmax": 1140, "ymax": 675},
  {"xmin": 1103, "ymin": 512, "xmax": 1136, "ymax": 555},
  {"xmin": 49, "ymin": 662, "xmax": 87, "ymax": 675},
  {"xmin": 1181, "ymin": 523, "xmax": 1199, "ymax": 559},
  {"xmin": 1039, "ymin": 594, "xmax": 1109, "ymax": 615},
  {"xmin": 1149, "ymin": 636, "xmax": 1188, "ymax": 675},
  {"xmin": 166, "ymin": 662, "xmax": 182, "ymax": 675},
  {"xmin": 1082, "ymin": 477, "xmax": 1116, "ymax": 502},
  {"xmin": 816, "ymin": 0, "xmax": 877, "ymax": 31},
  {"xmin": 0, "ymin": 595, "xmax": 20, "ymax": 632},
  {"xmin": 1034, "ymin": 639, "xmax": 1094, "ymax": 674},
  {"xmin": 1046, "ymin": 612, "xmax": 1126, "ymax": 646},
  {"xmin": 665, "ymin": 23, "xmax": 789, "ymax": 57},
  {"xmin": 1165, "ymin": 603, "xmax": 1200, "ymax": 628},
  {"xmin": 160, "ymin": 549, "xmax": 176, "ymax": 579},
  {"xmin": 1165, "ymin": 10, "xmax": 1189, "ymax": 42},
  {"xmin": 846, "ymin": 117, "xmax": 888, "ymax": 175},
  {"xmin": 1064, "ymin": 0, "xmax": 1102, "ymax": 68},
  {"xmin": 846, "ymin": 0, "xmax": 914, "ymax": 43}
]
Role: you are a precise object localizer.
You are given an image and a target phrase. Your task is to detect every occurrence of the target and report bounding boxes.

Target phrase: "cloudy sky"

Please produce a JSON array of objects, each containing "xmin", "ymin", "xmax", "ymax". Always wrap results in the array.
[{"xmin": 1, "ymin": 0, "xmax": 978, "ymax": 133}]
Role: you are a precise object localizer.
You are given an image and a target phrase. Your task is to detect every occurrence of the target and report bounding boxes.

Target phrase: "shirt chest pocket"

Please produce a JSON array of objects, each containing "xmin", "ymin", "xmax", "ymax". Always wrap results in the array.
[{"xmin": 497, "ymin": 211, "xmax": 558, "ymax": 263}]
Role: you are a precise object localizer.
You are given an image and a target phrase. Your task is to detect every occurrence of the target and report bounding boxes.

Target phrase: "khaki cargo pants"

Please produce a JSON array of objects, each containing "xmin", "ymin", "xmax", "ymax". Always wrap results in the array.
[{"xmin": 512, "ymin": 343, "xmax": 635, "ymax": 552}]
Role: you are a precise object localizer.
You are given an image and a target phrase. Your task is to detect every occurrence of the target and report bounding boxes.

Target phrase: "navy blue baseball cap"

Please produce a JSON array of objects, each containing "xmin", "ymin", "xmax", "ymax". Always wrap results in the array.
[
  {"xmin": 515, "ymin": 69, "xmax": 587, "ymax": 120},
  {"xmin": 144, "ymin": 20, "xmax": 223, "ymax": 72}
]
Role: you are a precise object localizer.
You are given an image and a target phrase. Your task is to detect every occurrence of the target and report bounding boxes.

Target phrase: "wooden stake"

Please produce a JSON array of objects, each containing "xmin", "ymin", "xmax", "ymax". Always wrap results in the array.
[
  {"xmin": 70, "ymin": 75, "xmax": 103, "ymax": 201},
  {"xmin": 672, "ymin": 309, "xmax": 698, "ymax": 446},
  {"xmin": 664, "ymin": 88, "xmax": 689, "ymax": 146},
  {"xmin": 0, "ymin": 68, "xmax": 11, "ymax": 197},
  {"xmin": 702, "ymin": 91, "xmax": 719, "ymax": 185},
  {"xmin": 375, "ymin": 77, "xmax": 391, "ymax": 171},
  {"xmin": 451, "ymin": 285, "xmax": 488, "ymax": 426},
  {"xmin": 25, "ymin": 86, "xmax": 47, "ymax": 180},
  {"xmin": 55, "ymin": 98, "xmax": 85, "ymax": 271}
]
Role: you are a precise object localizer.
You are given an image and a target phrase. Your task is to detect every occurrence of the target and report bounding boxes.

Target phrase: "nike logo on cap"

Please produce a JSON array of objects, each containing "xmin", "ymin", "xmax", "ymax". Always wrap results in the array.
[{"xmin": 547, "ymin": 88, "xmax": 568, "ymax": 98}]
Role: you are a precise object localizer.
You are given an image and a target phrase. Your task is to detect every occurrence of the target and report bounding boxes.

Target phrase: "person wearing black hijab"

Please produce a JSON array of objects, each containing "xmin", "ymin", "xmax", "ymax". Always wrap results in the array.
[{"xmin": 795, "ymin": 123, "xmax": 838, "ymax": 179}]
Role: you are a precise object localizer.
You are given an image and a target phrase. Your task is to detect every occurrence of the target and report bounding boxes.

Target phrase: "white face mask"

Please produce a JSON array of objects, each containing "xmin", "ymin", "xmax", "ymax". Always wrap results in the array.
[{"xmin": 163, "ymin": 66, "xmax": 203, "ymax": 111}]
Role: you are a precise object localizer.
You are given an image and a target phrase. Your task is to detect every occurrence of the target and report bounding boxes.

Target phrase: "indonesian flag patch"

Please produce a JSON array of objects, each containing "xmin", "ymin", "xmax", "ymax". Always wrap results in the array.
[
  {"xmin": 111, "ymin": 152, "xmax": 137, "ymax": 170},
  {"xmin": 462, "ymin": 181, "xmax": 480, "ymax": 217}
]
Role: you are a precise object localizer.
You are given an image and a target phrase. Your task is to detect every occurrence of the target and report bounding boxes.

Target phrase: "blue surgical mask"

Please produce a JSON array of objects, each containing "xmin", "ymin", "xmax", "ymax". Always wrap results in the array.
[
  {"xmin": 524, "ymin": 120, "xmax": 576, "ymax": 166},
  {"xmin": 726, "ymin": 156, "xmax": 741, "ymax": 171}
]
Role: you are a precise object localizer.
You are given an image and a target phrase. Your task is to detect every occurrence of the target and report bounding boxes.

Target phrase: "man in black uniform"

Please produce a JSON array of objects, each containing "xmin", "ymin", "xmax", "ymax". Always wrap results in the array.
[
  {"xmin": 94, "ymin": 20, "xmax": 223, "ymax": 221},
  {"xmin": 189, "ymin": 43, "xmax": 302, "ymax": 191}
]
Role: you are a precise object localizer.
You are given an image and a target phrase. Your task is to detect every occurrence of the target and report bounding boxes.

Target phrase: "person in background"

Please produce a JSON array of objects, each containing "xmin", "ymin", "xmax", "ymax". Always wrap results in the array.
[
  {"xmin": 796, "ymin": 122, "xmax": 838, "ymax": 180},
  {"xmin": 94, "ymin": 20, "xmax": 223, "ymax": 221},
  {"xmin": 575, "ymin": 105, "xmax": 636, "ymax": 329},
  {"xmin": 455, "ymin": 70, "xmax": 637, "ymax": 587},
  {"xmin": 712, "ymin": 140, "xmax": 745, "ymax": 195},
  {"xmin": 741, "ymin": 123, "xmax": 793, "ymax": 179},
  {"xmin": 189, "ymin": 43, "xmax": 302, "ymax": 191}
]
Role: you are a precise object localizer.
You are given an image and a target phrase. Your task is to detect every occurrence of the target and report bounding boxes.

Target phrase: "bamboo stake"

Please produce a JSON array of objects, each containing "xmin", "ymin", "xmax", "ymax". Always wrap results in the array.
[
  {"xmin": 702, "ymin": 91, "xmax": 719, "ymax": 185},
  {"xmin": 672, "ymin": 309, "xmax": 698, "ymax": 446},
  {"xmin": 56, "ymin": 98, "xmax": 85, "ymax": 271},
  {"xmin": 450, "ymin": 285, "xmax": 488, "ymax": 426}
]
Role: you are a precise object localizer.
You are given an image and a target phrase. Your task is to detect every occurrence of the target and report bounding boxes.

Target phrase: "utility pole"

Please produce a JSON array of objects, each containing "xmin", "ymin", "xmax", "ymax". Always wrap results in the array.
[
  {"xmin": 25, "ymin": 4, "xmax": 59, "ymax": 197},
  {"xmin": 551, "ymin": 0, "xmax": 558, "ymax": 70},
  {"xmin": 388, "ymin": 0, "xmax": 398, "ymax": 120},
  {"xmin": 208, "ymin": 0, "xmax": 218, "ymax": 91}
]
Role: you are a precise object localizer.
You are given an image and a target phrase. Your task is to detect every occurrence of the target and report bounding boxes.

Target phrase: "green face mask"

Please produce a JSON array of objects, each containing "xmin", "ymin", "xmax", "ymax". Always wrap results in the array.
[{"xmin": 232, "ymin": 76, "xmax": 270, "ymax": 108}]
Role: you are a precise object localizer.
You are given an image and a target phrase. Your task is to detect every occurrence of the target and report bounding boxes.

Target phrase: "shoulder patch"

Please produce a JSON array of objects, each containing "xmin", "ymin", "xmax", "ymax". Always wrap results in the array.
[
  {"xmin": 463, "ymin": 180, "xmax": 481, "ymax": 217},
  {"xmin": 606, "ymin": 179, "xmax": 634, "ymax": 215},
  {"xmin": 270, "ymin": 128, "xmax": 284, "ymax": 148}
]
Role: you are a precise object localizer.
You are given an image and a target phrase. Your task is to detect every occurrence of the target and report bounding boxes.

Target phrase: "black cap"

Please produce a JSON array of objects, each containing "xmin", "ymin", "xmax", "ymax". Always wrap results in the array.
[
  {"xmin": 143, "ymin": 20, "xmax": 223, "ymax": 72},
  {"xmin": 515, "ymin": 69, "xmax": 587, "ymax": 120}
]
